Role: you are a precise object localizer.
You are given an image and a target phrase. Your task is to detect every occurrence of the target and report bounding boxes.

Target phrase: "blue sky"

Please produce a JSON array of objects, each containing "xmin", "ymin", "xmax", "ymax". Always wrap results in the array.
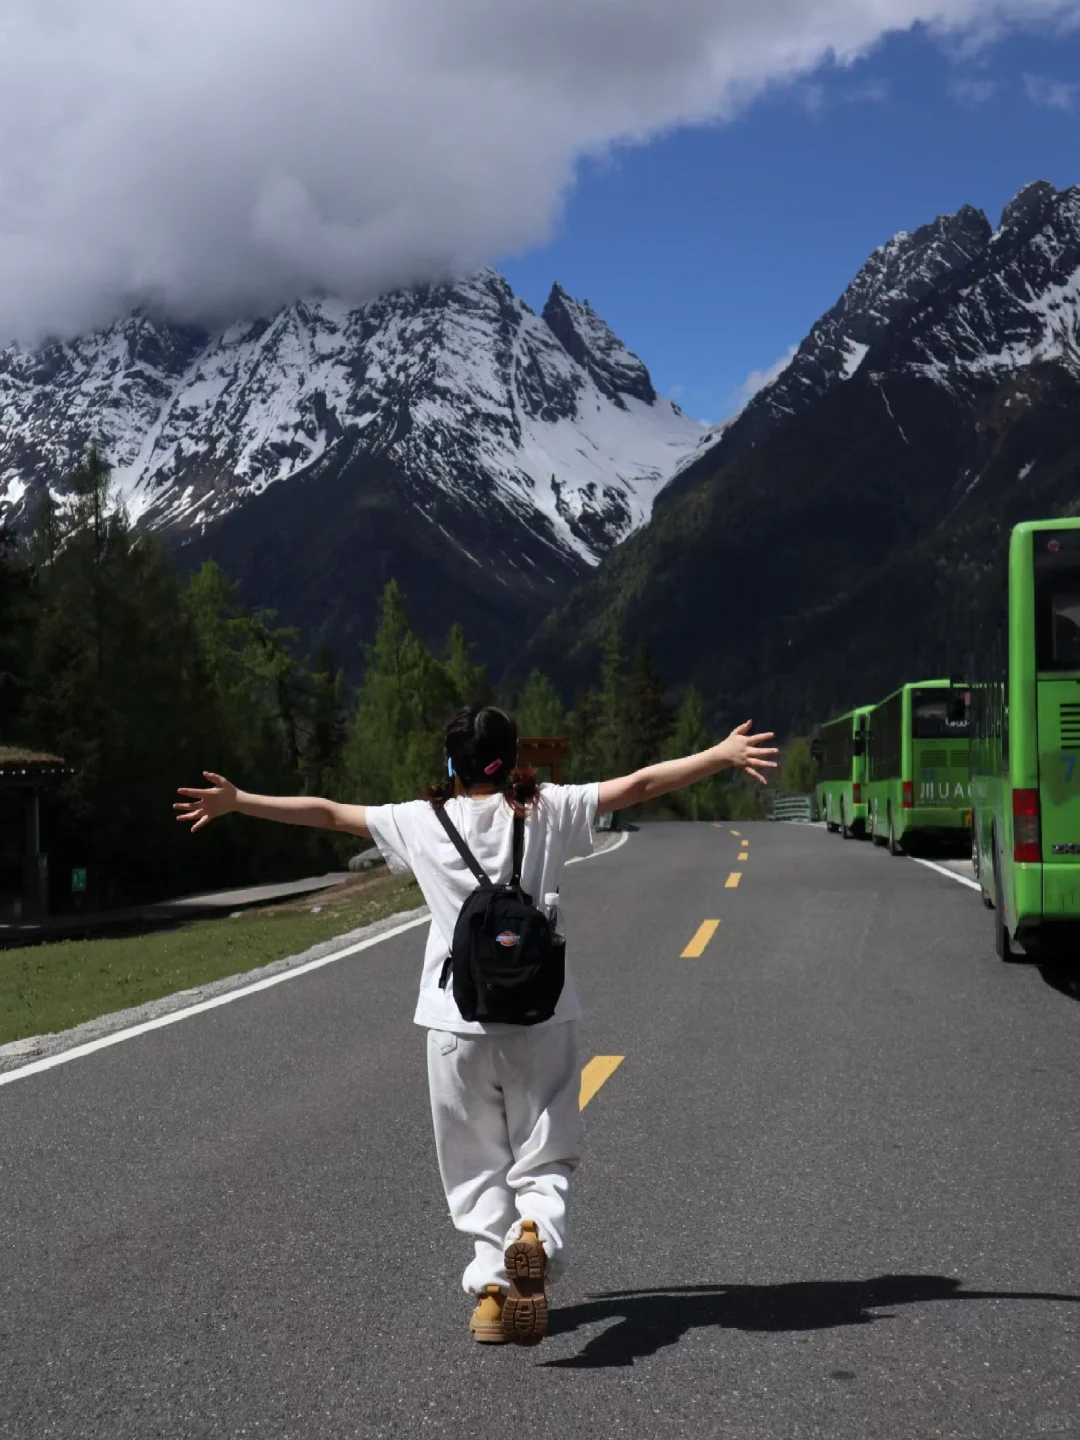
[{"xmin": 498, "ymin": 25, "xmax": 1080, "ymax": 425}]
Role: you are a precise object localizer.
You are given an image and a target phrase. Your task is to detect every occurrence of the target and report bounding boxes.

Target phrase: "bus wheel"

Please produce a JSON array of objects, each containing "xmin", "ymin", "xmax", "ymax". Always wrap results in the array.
[
  {"xmin": 888, "ymin": 809, "xmax": 904, "ymax": 857},
  {"xmin": 992, "ymin": 844, "xmax": 1018, "ymax": 962},
  {"xmin": 841, "ymin": 804, "xmax": 853, "ymax": 839}
]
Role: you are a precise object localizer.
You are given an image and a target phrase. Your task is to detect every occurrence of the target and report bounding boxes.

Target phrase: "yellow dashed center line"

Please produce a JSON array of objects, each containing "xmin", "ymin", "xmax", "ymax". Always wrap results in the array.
[
  {"xmin": 681, "ymin": 919, "xmax": 720, "ymax": 958},
  {"xmin": 737, "ymin": 852, "xmax": 748, "ymax": 863},
  {"xmin": 741, "ymin": 840, "xmax": 749, "ymax": 849},
  {"xmin": 730, "ymin": 829, "xmax": 741, "ymax": 837},
  {"xmin": 580, "ymin": 1056, "xmax": 624, "ymax": 1110},
  {"xmin": 725, "ymin": 872, "xmax": 742, "ymax": 888}
]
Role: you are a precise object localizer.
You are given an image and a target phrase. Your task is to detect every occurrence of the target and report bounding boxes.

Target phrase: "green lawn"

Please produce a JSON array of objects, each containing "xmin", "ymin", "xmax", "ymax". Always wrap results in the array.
[{"xmin": 0, "ymin": 871, "xmax": 424, "ymax": 1047}]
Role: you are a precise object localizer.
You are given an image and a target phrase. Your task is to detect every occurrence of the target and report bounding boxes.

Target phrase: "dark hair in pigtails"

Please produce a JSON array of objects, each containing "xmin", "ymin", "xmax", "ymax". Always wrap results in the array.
[
  {"xmin": 426, "ymin": 706, "xmax": 541, "ymax": 811},
  {"xmin": 426, "ymin": 774, "xmax": 457, "ymax": 808},
  {"xmin": 504, "ymin": 765, "xmax": 540, "ymax": 816}
]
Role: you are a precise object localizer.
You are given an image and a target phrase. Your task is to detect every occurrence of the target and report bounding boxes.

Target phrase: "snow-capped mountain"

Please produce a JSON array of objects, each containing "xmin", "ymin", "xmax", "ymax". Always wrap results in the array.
[
  {"xmin": 663, "ymin": 201, "xmax": 992, "ymax": 494},
  {"xmin": 525, "ymin": 179, "xmax": 1080, "ymax": 733},
  {"xmin": 0, "ymin": 268, "xmax": 701, "ymax": 675},
  {"xmin": 892, "ymin": 180, "xmax": 1080, "ymax": 384},
  {"xmin": 0, "ymin": 269, "xmax": 700, "ymax": 570}
]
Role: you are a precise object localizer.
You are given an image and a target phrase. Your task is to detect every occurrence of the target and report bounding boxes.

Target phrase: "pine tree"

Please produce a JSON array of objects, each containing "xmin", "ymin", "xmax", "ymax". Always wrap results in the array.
[
  {"xmin": 68, "ymin": 445, "xmax": 112, "ymax": 560},
  {"xmin": 29, "ymin": 489, "xmax": 60, "ymax": 570},
  {"xmin": 185, "ymin": 561, "xmax": 303, "ymax": 776},
  {"xmin": 594, "ymin": 624, "xmax": 634, "ymax": 778},
  {"xmin": 344, "ymin": 580, "xmax": 457, "ymax": 803},
  {"xmin": 565, "ymin": 688, "xmax": 602, "ymax": 784},
  {"xmin": 779, "ymin": 736, "xmax": 817, "ymax": 795},
  {"xmin": 663, "ymin": 686, "xmax": 722, "ymax": 821},
  {"xmin": 625, "ymin": 642, "xmax": 671, "ymax": 771},
  {"xmin": 68, "ymin": 445, "xmax": 117, "ymax": 685},
  {"xmin": 304, "ymin": 645, "xmax": 349, "ymax": 797},
  {"xmin": 444, "ymin": 622, "xmax": 491, "ymax": 709},
  {"xmin": 0, "ymin": 526, "xmax": 34, "ymax": 740},
  {"xmin": 515, "ymin": 670, "xmax": 565, "ymax": 738}
]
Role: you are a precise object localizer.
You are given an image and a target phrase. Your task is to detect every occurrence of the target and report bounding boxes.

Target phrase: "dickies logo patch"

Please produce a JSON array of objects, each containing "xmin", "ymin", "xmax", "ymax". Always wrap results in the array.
[{"xmin": 496, "ymin": 931, "xmax": 520, "ymax": 948}]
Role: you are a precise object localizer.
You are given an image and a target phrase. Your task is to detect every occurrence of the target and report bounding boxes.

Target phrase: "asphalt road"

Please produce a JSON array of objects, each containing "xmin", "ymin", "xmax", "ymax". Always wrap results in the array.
[{"xmin": 1, "ymin": 823, "xmax": 1078, "ymax": 1440}]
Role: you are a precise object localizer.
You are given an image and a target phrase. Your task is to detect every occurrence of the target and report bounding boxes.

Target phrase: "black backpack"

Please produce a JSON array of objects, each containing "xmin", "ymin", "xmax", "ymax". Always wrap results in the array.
[{"xmin": 435, "ymin": 805, "xmax": 565, "ymax": 1026}]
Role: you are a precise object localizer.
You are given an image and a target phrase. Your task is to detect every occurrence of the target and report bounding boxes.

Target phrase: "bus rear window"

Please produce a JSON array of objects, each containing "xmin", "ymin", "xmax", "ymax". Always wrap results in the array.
[
  {"xmin": 912, "ymin": 688, "xmax": 971, "ymax": 739},
  {"xmin": 1033, "ymin": 531, "xmax": 1080, "ymax": 671},
  {"xmin": 1048, "ymin": 590, "xmax": 1080, "ymax": 668}
]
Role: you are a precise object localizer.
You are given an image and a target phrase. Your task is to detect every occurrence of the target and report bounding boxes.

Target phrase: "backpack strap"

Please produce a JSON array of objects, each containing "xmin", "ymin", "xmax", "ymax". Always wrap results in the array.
[
  {"xmin": 510, "ymin": 813, "xmax": 525, "ymax": 886},
  {"xmin": 435, "ymin": 805, "xmax": 492, "ymax": 888}
]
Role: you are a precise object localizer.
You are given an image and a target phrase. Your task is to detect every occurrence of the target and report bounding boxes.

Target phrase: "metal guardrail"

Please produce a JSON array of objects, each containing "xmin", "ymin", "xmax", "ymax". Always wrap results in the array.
[{"xmin": 770, "ymin": 793, "xmax": 818, "ymax": 822}]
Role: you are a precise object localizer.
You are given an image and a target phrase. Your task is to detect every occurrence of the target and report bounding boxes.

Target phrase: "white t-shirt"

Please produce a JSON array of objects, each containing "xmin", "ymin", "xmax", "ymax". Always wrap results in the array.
[{"xmin": 365, "ymin": 782, "xmax": 599, "ymax": 1034}]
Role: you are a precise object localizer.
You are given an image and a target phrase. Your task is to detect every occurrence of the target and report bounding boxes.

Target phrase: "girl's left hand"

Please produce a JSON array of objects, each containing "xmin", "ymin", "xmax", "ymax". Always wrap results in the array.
[
  {"xmin": 715, "ymin": 722, "xmax": 779, "ymax": 785},
  {"xmin": 174, "ymin": 772, "xmax": 237, "ymax": 832}
]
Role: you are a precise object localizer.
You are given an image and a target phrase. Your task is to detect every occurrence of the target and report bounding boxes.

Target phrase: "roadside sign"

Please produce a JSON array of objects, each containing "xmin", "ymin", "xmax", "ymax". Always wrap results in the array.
[{"xmin": 71, "ymin": 867, "xmax": 87, "ymax": 894}]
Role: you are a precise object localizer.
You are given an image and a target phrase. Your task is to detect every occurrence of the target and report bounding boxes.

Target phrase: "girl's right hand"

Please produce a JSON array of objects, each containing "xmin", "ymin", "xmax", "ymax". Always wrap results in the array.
[
  {"xmin": 174, "ymin": 772, "xmax": 238, "ymax": 832},
  {"xmin": 716, "ymin": 722, "xmax": 778, "ymax": 785}
]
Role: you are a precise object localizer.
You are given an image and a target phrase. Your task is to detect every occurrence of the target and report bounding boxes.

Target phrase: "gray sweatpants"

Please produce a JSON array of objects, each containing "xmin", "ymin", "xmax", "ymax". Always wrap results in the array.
[{"xmin": 426, "ymin": 1020, "xmax": 582, "ymax": 1295}]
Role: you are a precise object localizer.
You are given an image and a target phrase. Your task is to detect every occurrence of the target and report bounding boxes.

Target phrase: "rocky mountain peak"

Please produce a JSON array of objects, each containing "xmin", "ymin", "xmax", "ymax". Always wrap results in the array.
[
  {"xmin": 541, "ymin": 283, "xmax": 656, "ymax": 408},
  {"xmin": 661, "ymin": 199, "xmax": 993, "ymax": 501},
  {"xmin": 996, "ymin": 179, "xmax": 1059, "ymax": 241}
]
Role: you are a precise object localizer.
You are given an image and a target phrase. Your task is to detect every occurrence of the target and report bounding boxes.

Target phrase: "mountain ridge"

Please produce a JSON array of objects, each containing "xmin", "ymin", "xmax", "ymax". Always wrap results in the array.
[{"xmin": 523, "ymin": 178, "xmax": 1080, "ymax": 734}]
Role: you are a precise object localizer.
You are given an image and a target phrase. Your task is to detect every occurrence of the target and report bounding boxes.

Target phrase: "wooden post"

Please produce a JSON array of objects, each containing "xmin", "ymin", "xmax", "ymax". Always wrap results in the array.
[
  {"xmin": 25, "ymin": 787, "xmax": 39, "ymax": 854},
  {"xmin": 518, "ymin": 737, "xmax": 569, "ymax": 783},
  {"xmin": 22, "ymin": 788, "xmax": 48, "ymax": 922}
]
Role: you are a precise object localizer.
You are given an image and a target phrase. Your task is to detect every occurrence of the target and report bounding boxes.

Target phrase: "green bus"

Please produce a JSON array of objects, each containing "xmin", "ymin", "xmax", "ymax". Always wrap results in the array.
[
  {"xmin": 866, "ymin": 680, "xmax": 972, "ymax": 855},
  {"xmin": 814, "ymin": 706, "xmax": 872, "ymax": 837},
  {"xmin": 971, "ymin": 520, "xmax": 1080, "ymax": 960}
]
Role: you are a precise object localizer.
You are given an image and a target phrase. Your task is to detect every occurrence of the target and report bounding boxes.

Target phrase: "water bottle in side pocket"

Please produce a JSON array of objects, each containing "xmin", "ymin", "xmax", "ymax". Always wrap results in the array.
[{"xmin": 543, "ymin": 892, "xmax": 565, "ymax": 944}]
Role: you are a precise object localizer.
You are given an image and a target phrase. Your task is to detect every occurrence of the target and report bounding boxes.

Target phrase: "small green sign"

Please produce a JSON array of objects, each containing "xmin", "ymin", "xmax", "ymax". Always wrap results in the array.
[{"xmin": 71, "ymin": 867, "xmax": 87, "ymax": 894}]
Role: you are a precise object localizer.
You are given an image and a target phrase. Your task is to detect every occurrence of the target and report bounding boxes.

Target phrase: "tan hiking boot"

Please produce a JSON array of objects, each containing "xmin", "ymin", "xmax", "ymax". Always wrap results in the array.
[
  {"xmin": 469, "ymin": 1285, "xmax": 508, "ymax": 1344},
  {"xmin": 502, "ymin": 1220, "xmax": 548, "ymax": 1346}
]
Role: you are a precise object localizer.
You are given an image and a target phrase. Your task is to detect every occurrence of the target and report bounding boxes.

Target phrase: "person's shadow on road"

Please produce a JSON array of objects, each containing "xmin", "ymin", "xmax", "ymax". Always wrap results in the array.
[{"xmin": 543, "ymin": 1274, "xmax": 1079, "ymax": 1368}]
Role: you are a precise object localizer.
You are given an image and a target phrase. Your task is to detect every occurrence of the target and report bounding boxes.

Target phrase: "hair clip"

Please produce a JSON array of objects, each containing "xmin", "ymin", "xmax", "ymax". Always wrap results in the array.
[
  {"xmin": 483, "ymin": 758, "xmax": 504, "ymax": 776},
  {"xmin": 447, "ymin": 757, "xmax": 455, "ymax": 777}
]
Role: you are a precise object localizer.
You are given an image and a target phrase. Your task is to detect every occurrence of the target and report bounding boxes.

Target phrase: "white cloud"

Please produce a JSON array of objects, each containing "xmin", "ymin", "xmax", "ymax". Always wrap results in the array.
[
  {"xmin": 797, "ymin": 74, "xmax": 889, "ymax": 117},
  {"xmin": 1023, "ymin": 71, "xmax": 1080, "ymax": 108},
  {"xmin": 844, "ymin": 79, "xmax": 893, "ymax": 102},
  {"xmin": 948, "ymin": 76, "xmax": 1000, "ymax": 104},
  {"xmin": 1, "ymin": 0, "xmax": 1079, "ymax": 344},
  {"xmin": 800, "ymin": 82, "xmax": 830, "ymax": 117},
  {"xmin": 729, "ymin": 345, "xmax": 799, "ymax": 409}
]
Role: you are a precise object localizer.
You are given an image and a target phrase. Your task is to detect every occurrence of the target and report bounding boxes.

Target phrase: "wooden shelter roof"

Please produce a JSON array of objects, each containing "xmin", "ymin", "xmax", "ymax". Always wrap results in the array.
[{"xmin": 0, "ymin": 747, "xmax": 71, "ymax": 787}]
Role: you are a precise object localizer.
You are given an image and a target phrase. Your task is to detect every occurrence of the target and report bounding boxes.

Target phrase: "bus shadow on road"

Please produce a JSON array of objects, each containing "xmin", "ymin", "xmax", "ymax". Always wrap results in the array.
[
  {"xmin": 542, "ymin": 1275, "xmax": 1079, "ymax": 1369},
  {"xmin": 1039, "ymin": 962, "xmax": 1080, "ymax": 1002}
]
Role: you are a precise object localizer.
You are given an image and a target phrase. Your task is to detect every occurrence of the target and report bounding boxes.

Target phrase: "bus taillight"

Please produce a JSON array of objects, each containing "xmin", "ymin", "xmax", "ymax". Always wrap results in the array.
[
  {"xmin": 1013, "ymin": 788, "xmax": 1041, "ymax": 864},
  {"xmin": 853, "ymin": 783, "xmax": 862, "ymax": 805},
  {"xmin": 902, "ymin": 781, "xmax": 913, "ymax": 810}
]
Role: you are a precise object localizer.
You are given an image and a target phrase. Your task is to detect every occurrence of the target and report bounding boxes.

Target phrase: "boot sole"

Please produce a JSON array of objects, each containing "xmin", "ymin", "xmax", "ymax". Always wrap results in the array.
[
  {"xmin": 502, "ymin": 1234, "xmax": 548, "ymax": 1346},
  {"xmin": 471, "ymin": 1323, "xmax": 507, "ymax": 1344}
]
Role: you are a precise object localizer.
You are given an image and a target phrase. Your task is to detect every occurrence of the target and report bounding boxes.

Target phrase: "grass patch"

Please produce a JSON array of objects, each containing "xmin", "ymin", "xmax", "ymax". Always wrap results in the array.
[{"xmin": 0, "ymin": 870, "xmax": 424, "ymax": 1047}]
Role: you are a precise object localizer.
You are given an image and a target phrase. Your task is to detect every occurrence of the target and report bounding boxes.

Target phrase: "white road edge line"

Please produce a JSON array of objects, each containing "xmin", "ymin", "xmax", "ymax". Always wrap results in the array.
[
  {"xmin": 567, "ymin": 829, "xmax": 630, "ymax": 866},
  {"xmin": 0, "ymin": 827, "xmax": 631, "ymax": 1087},
  {"xmin": 910, "ymin": 857, "xmax": 983, "ymax": 893}
]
